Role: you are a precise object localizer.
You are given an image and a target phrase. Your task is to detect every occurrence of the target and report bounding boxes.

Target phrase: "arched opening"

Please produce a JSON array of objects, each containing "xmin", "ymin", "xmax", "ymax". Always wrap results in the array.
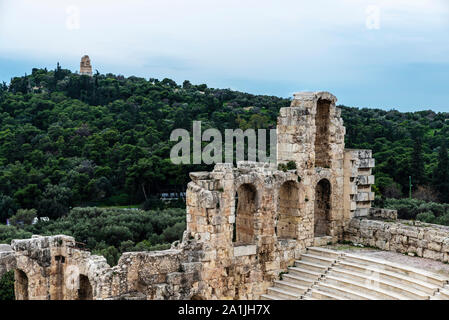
[
  {"xmin": 277, "ymin": 181, "xmax": 300, "ymax": 239},
  {"xmin": 15, "ymin": 269, "xmax": 28, "ymax": 300},
  {"xmin": 78, "ymin": 274, "xmax": 93, "ymax": 300},
  {"xmin": 54, "ymin": 255, "xmax": 65, "ymax": 300},
  {"xmin": 315, "ymin": 99, "xmax": 331, "ymax": 168},
  {"xmin": 314, "ymin": 179, "xmax": 331, "ymax": 237},
  {"xmin": 233, "ymin": 183, "xmax": 257, "ymax": 245}
]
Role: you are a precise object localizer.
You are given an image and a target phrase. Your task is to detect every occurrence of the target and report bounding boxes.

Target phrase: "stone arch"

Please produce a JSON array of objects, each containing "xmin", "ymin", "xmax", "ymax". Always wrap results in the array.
[
  {"xmin": 15, "ymin": 269, "xmax": 29, "ymax": 300},
  {"xmin": 314, "ymin": 179, "xmax": 331, "ymax": 237},
  {"xmin": 277, "ymin": 180, "xmax": 300, "ymax": 239},
  {"xmin": 233, "ymin": 183, "xmax": 258, "ymax": 244},
  {"xmin": 77, "ymin": 274, "xmax": 93, "ymax": 300},
  {"xmin": 315, "ymin": 99, "xmax": 331, "ymax": 168}
]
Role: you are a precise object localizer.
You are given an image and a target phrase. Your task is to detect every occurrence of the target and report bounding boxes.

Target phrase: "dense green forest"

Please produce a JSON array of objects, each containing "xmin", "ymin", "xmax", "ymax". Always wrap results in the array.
[{"xmin": 1, "ymin": 64, "xmax": 449, "ymax": 225}]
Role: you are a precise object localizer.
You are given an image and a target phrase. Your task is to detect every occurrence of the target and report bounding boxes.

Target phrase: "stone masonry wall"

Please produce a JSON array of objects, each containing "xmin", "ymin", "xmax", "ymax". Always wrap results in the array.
[
  {"xmin": 186, "ymin": 162, "xmax": 309, "ymax": 299},
  {"xmin": 345, "ymin": 213, "xmax": 449, "ymax": 263},
  {"xmin": 0, "ymin": 244, "xmax": 16, "ymax": 278},
  {"xmin": 277, "ymin": 92, "xmax": 348, "ymax": 240},
  {"xmin": 11, "ymin": 235, "xmax": 203, "ymax": 300}
]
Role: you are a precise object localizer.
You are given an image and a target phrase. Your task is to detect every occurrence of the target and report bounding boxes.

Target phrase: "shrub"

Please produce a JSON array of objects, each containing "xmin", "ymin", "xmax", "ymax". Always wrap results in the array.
[
  {"xmin": 384, "ymin": 198, "xmax": 449, "ymax": 225},
  {"xmin": 0, "ymin": 270, "xmax": 14, "ymax": 300},
  {"xmin": 0, "ymin": 225, "xmax": 32, "ymax": 244},
  {"xmin": 9, "ymin": 209, "xmax": 37, "ymax": 227}
]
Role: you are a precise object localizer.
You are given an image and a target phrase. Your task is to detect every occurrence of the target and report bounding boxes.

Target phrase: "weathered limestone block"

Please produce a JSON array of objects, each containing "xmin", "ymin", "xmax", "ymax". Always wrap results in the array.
[
  {"xmin": 0, "ymin": 246, "xmax": 16, "ymax": 278},
  {"xmin": 369, "ymin": 208, "xmax": 398, "ymax": 220}
]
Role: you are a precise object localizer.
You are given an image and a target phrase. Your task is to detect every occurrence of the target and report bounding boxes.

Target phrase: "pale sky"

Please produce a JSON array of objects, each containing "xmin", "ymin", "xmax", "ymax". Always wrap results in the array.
[{"xmin": 0, "ymin": 0, "xmax": 448, "ymax": 111}]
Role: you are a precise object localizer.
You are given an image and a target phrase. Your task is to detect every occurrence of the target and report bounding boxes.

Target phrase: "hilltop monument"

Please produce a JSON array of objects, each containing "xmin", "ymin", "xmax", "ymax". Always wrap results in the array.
[{"xmin": 80, "ymin": 55, "xmax": 92, "ymax": 76}]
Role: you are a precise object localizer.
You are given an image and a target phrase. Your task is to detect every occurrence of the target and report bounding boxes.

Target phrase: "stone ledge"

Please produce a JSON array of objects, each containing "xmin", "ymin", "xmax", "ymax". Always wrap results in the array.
[
  {"xmin": 369, "ymin": 208, "xmax": 398, "ymax": 220},
  {"xmin": 233, "ymin": 245, "xmax": 257, "ymax": 257}
]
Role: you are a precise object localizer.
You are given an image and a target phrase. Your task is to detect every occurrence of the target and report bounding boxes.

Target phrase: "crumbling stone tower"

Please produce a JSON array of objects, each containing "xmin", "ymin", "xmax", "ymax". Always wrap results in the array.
[
  {"xmin": 277, "ymin": 92, "xmax": 346, "ymax": 241},
  {"xmin": 80, "ymin": 55, "xmax": 92, "ymax": 76},
  {"xmin": 184, "ymin": 91, "xmax": 375, "ymax": 298}
]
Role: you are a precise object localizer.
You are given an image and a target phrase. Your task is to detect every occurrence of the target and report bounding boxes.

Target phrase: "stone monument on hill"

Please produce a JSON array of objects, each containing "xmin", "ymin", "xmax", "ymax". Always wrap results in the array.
[{"xmin": 80, "ymin": 55, "xmax": 92, "ymax": 76}]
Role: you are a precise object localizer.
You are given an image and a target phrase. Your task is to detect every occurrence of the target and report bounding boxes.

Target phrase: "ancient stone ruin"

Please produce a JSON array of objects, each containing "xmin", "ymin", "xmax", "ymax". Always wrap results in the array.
[
  {"xmin": 80, "ymin": 55, "xmax": 92, "ymax": 76},
  {"xmin": 2, "ymin": 91, "xmax": 448, "ymax": 300}
]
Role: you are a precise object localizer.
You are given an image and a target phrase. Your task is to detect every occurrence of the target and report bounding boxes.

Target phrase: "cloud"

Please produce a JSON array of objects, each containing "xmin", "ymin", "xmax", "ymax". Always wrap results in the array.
[{"xmin": 0, "ymin": 0, "xmax": 448, "ymax": 110}]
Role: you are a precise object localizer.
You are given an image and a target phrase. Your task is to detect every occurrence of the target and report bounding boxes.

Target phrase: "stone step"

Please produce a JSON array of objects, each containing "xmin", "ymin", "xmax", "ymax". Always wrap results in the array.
[
  {"xmin": 282, "ymin": 273, "xmax": 316, "ymax": 287},
  {"xmin": 430, "ymin": 292, "xmax": 449, "ymax": 300},
  {"xmin": 314, "ymin": 282, "xmax": 375, "ymax": 300},
  {"xmin": 439, "ymin": 289, "xmax": 449, "ymax": 299},
  {"xmin": 430, "ymin": 294, "xmax": 442, "ymax": 300},
  {"xmin": 274, "ymin": 280, "xmax": 308, "ymax": 295},
  {"xmin": 263, "ymin": 248, "xmax": 448, "ymax": 300},
  {"xmin": 288, "ymin": 266, "xmax": 322, "ymax": 280},
  {"xmin": 307, "ymin": 247, "xmax": 342, "ymax": 259},
  {"xmin": 300, "ymin": 253, "xmax": 336, "ymax": 266},
  {"xmin": 260, "ymin": 294, "xmax": 283, "ymax": 300},
  {"xmin": 294, "ymin": 260, "xmax": 329, "ymax": 273},
  {"xmin": 324, "ymin": 275, "xmax": 408, "ymax": 300},
  {"xmin": 328, "ymin": 268, "xmax": 430, "ymax": 300},
  {"xmin": 313, "ymin": 236, "xmax": 334, "ymax": 247},
  {"xmin": 335, "ymin": 262, "xmax": 439, "ymax": 295},
  {"xmin": 267, "ymin": 287, "xmax": 301, "ymax": 300},
  {"xmin": 343, "ymin": 253, "xmax": 449, "ymax": 287},
  {"xmin": 309, "ymin": 289, "xmax": 343, "ymax": 300}
]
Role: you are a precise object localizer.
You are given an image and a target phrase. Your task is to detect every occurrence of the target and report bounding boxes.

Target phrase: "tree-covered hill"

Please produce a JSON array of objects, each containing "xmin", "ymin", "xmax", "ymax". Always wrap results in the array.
[{"xmin": 0, "ymin": 65, "xmax": 448, "ymax": 222}]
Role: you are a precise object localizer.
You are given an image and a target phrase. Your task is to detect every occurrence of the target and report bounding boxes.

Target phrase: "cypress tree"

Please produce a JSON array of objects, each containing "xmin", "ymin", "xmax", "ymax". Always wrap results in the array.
[
  {"xmin": 411, "ymin": 129, "xmax": 426, "ymax": 186},
  {"xmin": 433, "ymin": 141, "xmax": 449, "ymax": 203}
]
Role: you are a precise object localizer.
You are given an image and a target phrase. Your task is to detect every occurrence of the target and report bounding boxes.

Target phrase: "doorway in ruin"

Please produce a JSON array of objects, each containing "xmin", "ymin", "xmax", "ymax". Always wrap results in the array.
[
  {"xmin": 314, "ymin": 179, "xmax": 331, "ymax": 237},
  {"xmin": 78, "ymin": 274, "xmax": 93, "ymax": 300},
  {"xmin": 15, "ymin": 269, "xmax": 28, "ymax": 300},
  {"xmin": 233, "ymin": 183, "xmax": 257, "ymax": 245},
  {"xmin": 277, "ymin": 181, "xmax": 300, "ymax": 239},
  {"xmin": 315, "ymin": 99, "xmax": 331, "ymax": 168}
]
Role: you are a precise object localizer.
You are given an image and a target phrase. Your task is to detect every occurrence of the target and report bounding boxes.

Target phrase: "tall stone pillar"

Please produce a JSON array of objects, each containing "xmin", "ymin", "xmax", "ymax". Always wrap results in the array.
[{"xmin": 80, "ymin": 55, "xmax": 93, "ymax": 76}]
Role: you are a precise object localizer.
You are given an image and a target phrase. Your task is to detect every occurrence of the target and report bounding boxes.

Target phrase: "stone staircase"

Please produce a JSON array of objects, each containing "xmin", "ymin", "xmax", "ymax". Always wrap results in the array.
[{"xmin": 261, "ymin": 247, "xmax": 449, "ymax": 300}]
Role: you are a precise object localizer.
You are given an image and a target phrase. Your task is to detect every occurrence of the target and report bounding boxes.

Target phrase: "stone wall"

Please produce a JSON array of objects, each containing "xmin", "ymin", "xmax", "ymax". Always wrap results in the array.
[
  {"xmin": 277, "ymin": 92, "xmax": 347, "ymax": 238},
  {"xmin": 345, "ymin": 216, "xmax": 449, "ymax": 263},
  {"xmin": 343, "ymin": 149, "xmax": 376, "ymax": 220},
  {"xmin": 10, "ymin": 234, "xmax": 204, "ymax": 300},
  {"xmin": 368, "ymin": 208, "xmax": 398, "ymax": 220},
  {"xmin": 0, "ymin": 244, "xmax": 16, "ymax": 278}
]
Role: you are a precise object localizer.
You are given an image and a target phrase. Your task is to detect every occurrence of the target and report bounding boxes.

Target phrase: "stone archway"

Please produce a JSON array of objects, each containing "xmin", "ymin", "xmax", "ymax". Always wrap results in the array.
[
  {"xmin": 277, "ymin": 181, "xmax": 300, "ymax": 239},
  {"xmin": 315, "ymin": 99, "xmax": 331, "ymax": 168},
  {"xmin": 233, "ymin": 183, "xmax": 258, "ymax": 245},
  {"xmin": 15, "ymin": 269, "xmax": 28, "ymax": 300},
  {"xmin": 314, "ymin": 179, "xmax": 331, "ymax": 237},
  {"xmin": 78, "ymin": 274, "xmax": 93, "ymax": 300}
]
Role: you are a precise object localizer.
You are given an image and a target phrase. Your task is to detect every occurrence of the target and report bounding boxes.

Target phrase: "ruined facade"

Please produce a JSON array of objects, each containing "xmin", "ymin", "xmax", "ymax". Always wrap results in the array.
[
  {"xmin": 80, "ymin": 55, "xmax": 92, "ymax": 76},
  {"xmin": 3, "ymin": 91, "xmax": 382, "ymax": 300}
]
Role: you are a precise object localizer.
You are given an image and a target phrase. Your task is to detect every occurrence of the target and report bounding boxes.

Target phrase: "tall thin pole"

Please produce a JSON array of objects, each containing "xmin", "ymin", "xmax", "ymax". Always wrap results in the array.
[{"xmin": 409, "ymin": 176, "xmax": 412, "ymax": 199}]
